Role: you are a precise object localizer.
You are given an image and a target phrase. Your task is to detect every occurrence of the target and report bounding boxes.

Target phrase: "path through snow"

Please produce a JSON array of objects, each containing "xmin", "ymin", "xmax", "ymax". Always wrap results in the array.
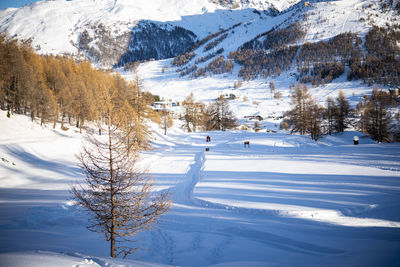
[
  {"xmin": 138, "ymin": 129, "xmax": 400, "ymax": 266},
  {"xmin": 1, "ymin": 113, "xmax": 400, "ymax": 266}
]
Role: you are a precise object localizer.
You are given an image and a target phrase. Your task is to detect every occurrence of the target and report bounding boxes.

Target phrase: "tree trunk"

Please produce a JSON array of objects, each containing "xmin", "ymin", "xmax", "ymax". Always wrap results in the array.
[
  {"xmin": 108, "ymin": 120, "xmax": 117, "ymax": 258},
  {"xmin": 111, "ymin": 232, "xmax": 116, "ymax": 258},
  {"xmin": 61, "ymin": 112, "xmax": 65, "ymax": 128},
  {"xmin": 53, "ymin": 107, "xmax": 58, "ymax": 129}
]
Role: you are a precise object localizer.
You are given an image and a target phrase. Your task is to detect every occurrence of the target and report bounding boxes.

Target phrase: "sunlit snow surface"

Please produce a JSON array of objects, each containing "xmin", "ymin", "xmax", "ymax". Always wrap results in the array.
[{"xmin": 1, "ymin": 111, "xmax": 400, "ymax": 266}]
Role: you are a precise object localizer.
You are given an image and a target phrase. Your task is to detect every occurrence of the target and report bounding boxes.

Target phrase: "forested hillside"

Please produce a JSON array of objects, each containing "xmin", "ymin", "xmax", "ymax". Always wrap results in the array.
[
  {"xmin": 0, "ymin": 34, "xmax": 155, "ymax": 145},
  {"xmin": 165, "ymin": 0, "xmax": 400, "ymax": 88}
]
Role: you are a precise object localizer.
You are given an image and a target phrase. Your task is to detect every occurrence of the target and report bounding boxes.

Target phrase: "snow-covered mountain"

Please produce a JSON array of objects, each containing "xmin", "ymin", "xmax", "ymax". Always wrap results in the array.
[
  {"xmin": 125, "ymin": 0, "xmax": 398, "ymax": 124},
  {"xmin": 0, "ymin": 0, "xmax": 398, "ymax": 68},
  {"xmin": 0, "ymin": 0, "xmax": 297, "ymax": 66},
  {"xmin": 0, "ymin": 0, "xmax": 212, "ymax": 64},
  {"xmin": 208, "ymin": 0, "xmax": 302, "ymax": 11}
]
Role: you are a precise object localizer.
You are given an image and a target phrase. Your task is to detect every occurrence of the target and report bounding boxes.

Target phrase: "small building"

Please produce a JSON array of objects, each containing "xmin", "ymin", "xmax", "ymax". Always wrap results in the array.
[
  {"xmin": 152, "ymin": 101, "xmax": 180, "ymax": 112},
  {"xmin": 223, "ymin": 93, "xmax": 236, "ymax": 100},
  {"xmin": 227, "ymin": 93, "xmax": 236, "ymax": 100},
  {"xmin": 244, "ymin": 115, "xmax": 264, "ymax": 121},
  {"xmin": 153, "ymin": 101, "xmax": 172, "ymax": 111}
]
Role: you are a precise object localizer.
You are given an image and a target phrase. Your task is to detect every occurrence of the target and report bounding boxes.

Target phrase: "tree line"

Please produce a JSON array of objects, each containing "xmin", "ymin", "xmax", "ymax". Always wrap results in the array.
[
  {"xmin": 282, "ymin": 83, "xmax": 399, "ymax": 142},
  {"xmin": 348, "ymin": 26, "xmax": 400, "ymax": 86},
  {"xmin": 231, "ymin": 30, "xmax": 362, "ymax": 83},
  {"xmin": 231, "ymin": 46, "xmax": 299, "ymax": 80},
  {"xmin": 0, "ymin": 34, "xmax": 156, "ymax": 143},
  {"xmin": 178, "ymin": 93, "xmax": 237, "ymax": 133},
  {"xmin": 192, "ymin": 56, "xmax": 234, "ymax": 78},
  {"xmin": 231, "ymin": 24, "xmax": 399, "ymax": 87},
  {"xmin": 117, "ymin": 22, "xmax": 196, "ymax": 67},
  {"xmin": 229, "ymin": 22, "xmax": 305, "ymax": 80},
  {"xmin": 242, "ymin": 22, "xmax": 305, "ymax": 51},
  {"xmin": 171, "ymin": 23, "xmax": 241, "ymax": 70}
]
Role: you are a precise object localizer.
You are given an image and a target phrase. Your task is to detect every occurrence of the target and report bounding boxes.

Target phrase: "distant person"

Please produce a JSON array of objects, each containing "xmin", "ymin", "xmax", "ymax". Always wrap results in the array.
[{"xmin": 206, "ymin": 136, "xmax": 210, "ymax": 142}]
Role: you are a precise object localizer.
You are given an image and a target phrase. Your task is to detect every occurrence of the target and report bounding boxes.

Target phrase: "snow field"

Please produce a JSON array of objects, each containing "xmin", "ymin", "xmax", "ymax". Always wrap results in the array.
[
  {"xmin": 0, "ymin": 251, "xmax": 173, "ymax": 267},
  {"xmin": 192, "ymin": 131, "xmax": 400, "ymax": 228},
  {"xmin": 138, "ymin": 128, "xmax": 400, "ymax": 266},
  {"xmin": 1, "ymin": 109, "xmax": 400, "ymax": 266}
]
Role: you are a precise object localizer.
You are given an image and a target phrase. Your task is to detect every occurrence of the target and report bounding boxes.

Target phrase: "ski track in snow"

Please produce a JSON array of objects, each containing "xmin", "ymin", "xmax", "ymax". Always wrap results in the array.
[{"xmin": 169, "ymin": 132, "xmax": 400, "ymax": 229}]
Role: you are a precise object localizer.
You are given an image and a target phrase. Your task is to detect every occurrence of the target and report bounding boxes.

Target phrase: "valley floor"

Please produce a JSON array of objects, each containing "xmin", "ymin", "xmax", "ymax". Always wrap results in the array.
[{"xmin": 1, "ymin": 112, "xmax": 400, "ymax": 266}]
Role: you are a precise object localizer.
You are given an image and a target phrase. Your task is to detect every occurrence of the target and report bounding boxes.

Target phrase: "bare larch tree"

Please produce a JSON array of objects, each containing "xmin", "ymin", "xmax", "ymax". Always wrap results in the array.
[
  {"xmin": 71, "ymin": 86, "xmax": 171, "ymax": 259},
  {"xmin": 160, "ymin": 110, "xmax": 174, "ymax": 135},
  {"xmin": 205, "ymin": 95, "xmax": 237, "ymax": 131}
]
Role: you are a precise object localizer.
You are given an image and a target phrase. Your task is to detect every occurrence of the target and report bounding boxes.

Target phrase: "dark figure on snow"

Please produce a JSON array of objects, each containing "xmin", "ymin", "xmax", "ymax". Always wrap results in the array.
[{"xmin": 206, "ymin": 136, "xmax": 211, "ymax": 142}]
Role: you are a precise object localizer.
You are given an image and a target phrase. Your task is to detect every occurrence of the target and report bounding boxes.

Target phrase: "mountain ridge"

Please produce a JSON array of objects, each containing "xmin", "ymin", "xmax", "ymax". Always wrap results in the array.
[{"xmin": 0, "ymin": 0, "xmax": 302, "ymax": 65}]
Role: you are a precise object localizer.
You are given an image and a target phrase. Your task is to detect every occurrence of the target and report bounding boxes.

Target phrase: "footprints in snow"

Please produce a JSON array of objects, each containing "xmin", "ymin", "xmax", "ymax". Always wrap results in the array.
[
  {"xmin": 150, "ymin": 229, "xmax": 175, "ymax": 265},
  {"xmin": 208, "ymin": 235, "xmax": 233, "ymax": 265}
]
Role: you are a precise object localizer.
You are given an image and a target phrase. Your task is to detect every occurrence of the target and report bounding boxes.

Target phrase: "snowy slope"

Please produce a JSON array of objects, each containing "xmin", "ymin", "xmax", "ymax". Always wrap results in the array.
[
  {"xmin": 125, "ymin": 0, "xmax": 398, "ymax": 124},
  {"xmin": 0, "ymin": 0, "xmax": 217, "ymax": 55},
  {"xmin": 1, "ymin": 110, "xmax": 400, "ymax": 266},
  {"xmin": 209, "ymin": 0, "xmax": 302, "ymax": 11},
  {"xmin": 132, "ymin": 58, "xmax": 373, "ymax": 129},
  {"xmin": 302, "ymin": 0, "xmax": 399, "ymax": 43},
  {"xmin": 1, "ymin": 0, "xmax": 395, "ymax": 58},
  {"xmin": 0, "ymin": 251, "xmax": 173, "ymax": 267},
  {"xmin": 0, "ymin": 0, "xmax": 300, "ymax": 58}
]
